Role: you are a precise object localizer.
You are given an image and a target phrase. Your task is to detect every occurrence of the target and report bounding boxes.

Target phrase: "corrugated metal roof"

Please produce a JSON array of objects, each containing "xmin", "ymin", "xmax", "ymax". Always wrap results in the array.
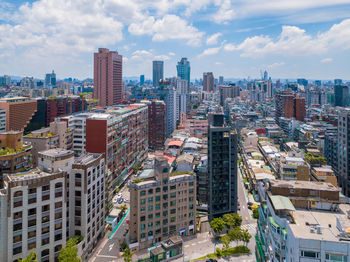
[{"xmin": 270, "ymin": 195, "xmax": 296, "ymax": 211}]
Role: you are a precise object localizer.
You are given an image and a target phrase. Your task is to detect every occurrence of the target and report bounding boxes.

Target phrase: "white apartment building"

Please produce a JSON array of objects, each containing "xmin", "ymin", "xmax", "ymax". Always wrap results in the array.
[
  {"xmin": 0, "ymin": 148, "xmax": 105, "ymax": 262},
  {"xmin": 256, "ymin": 180, "xmax": 350, "ymax": 262}
]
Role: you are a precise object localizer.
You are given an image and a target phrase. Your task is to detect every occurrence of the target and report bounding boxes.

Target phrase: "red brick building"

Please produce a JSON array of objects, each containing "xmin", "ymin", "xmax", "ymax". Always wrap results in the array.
[
  {"xmin": 0, "ymin": 97, "xmax": 37, "ymax": 131},
  {"xmin": 294, "ymin": 97, "xmax": 306, "ymax": 121}
]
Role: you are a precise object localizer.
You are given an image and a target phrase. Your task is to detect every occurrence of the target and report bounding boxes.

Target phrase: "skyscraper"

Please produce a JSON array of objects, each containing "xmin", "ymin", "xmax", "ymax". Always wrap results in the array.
[
  {"xmin": 294, "ymin": 97, "xmax": 306, "ymax": 121},
  {"xmin": 45, "ymin": 70, "xmax": 56, "ymax": 89},
  {"xmin": 93, "ymin": 48, "xmax": 123, "ymax": 106},
  {"xmin": 219, "ymin": 76, "xmax": 224, "ymax": 85},
  {"xmin": 203, "ymin": 72, "xmax": 214, "ymax": 92},
  {"xmin": 338, "ymin": 109, "xmax": 350, "ymax": 197},
  {"xmin": 153, "ymin": 60, "xmax": 164, "ymax": 87},
  {"xmin": 177, "ymin": 57, "xmax": 190, "ymax": 85},
  {"xmin": 140, "ymin": 74, "xmax": 145, "ymax": 86},
  {"xmin": 208, "ymin": 114, "xmax": 238, "ymax": 220},
  {"xmin": 334, "ymin": 85, "xmax": 349, "ymax": 107},
  {"xmin": 275, "ymin": 91, "xmax": 294, "ymax": 124}
]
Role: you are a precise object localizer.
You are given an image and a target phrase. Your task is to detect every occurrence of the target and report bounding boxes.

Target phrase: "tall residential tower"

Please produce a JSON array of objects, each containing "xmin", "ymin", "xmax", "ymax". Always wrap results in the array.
[{"xmin": 93, "ymin": 48, "xmax": 123, "ymax": 107}]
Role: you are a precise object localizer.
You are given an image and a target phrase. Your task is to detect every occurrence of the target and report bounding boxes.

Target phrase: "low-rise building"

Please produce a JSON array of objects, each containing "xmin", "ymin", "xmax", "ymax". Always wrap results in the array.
[
  {"xmin": 24, "ymin": 121, "xmax": 73, "ymax": 166},
  {"xmin": 129, "ymin": 157, "xmax": 196, "ymax": 250},
  {"xmin": 256, "ymin": 180, "xmax": 349, "ymax": 262}
]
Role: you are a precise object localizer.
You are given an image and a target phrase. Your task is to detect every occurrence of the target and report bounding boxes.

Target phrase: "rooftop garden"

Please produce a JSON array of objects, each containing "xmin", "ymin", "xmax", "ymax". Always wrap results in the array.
[
  {"xmin": 170, "ymin": 170, "xmax": 193, "ymax": 177},
  {"xmin": 0, "ymin": 146, "xmax": 28, "ymax": 156}
]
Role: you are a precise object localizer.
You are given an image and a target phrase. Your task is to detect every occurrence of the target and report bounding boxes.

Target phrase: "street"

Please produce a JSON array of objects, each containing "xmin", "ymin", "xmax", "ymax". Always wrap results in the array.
[{"xmin": 89, "ymin": 186, "xmax": 131, "ymax": 262}]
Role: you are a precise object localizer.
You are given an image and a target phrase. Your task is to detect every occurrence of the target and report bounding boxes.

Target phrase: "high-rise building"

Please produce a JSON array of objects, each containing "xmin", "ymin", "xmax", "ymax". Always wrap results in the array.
[
  {"xmin": 0, "ymin": 97, "xmax": 37, "ymax": 131},
  {"xmin": 219, "ymin": 76, "xmax": 224, "ymax": 85},
  {"xmin": 203, "ymin": 72, "xmax": 214, "ymax": 92},
  {"xmin": 129, "ymin": 157, "xmax": 196, "ymax": 250},
  {"xmin": 93, "ymin": 48, "xmax": 123, "ymax": 106},
  {"xmin": 0, "ymin": 149, "xmax": 105, "ymax": 262},
  {"xmin": 141, "ymin": 99, "xmax": 166, "ymax": 150},
  {"xmin": 208, "ymin": 114, "xmax": 238, "ymax": 220},
  {"xmin": 45, "ymin": 70, "xmax": 56, "ymax": 89},
  {"xmin": 219, "ymin": 85, "xmax": 240, "ymax": 106},
  {"xmin": 62, "ymin": 104, "xmax": 148, "ymax": 199},
  {"xmin": 46, "ymin": 96, "xmax": 87, "ymax": 126},
  {"xmin": 140, "ymin": 75, "xmax": 145, "ymax": 86},
  {"xmin": 294, "ymin": 97, "xmax": 306, "ymax": 121},
  {"xmin": 334, "ymin": 79, "xmax": 343, "ymax": 85},
  {"xmin": 0, "ymin": 75, "xmax": 11, "ymax": 86},
  {"xmin": 315, "ymin": 80, "xmax": 322, "ymax": 86},
  {"xmin": 153, "ymin": 61, "xmax": 164, "ymax": 87},
  {"xmin": 176, "ymin": 58, "xmax": 190, "ymax": 85},
  {"xmin": 176, "ymin": 79, "xmax": 189, "ymax": 118},
  {"xmin": 297, "ymin": 78, "xmax": 308, "ymax": 87},
  {"xmin": 0, "ymin": 109, "xmax": 6, "ymax": 132},
  {"xmin": 275, "ymin": 91, "xmax": 294, "ymax": 124},
  {"xmin": 165, "ymin": 87, "xmax": 177, "ymax": 137},
  {"xmin": 334, "ymin": 85, "xmax": 349, "ymax": 107},
  {"xmin": 338, "ymin": 109, "xmax": 350, "ymax": 196},
  {"xmin": 324, "ymin": 126, "xmax": 338, "ymax": 175}
]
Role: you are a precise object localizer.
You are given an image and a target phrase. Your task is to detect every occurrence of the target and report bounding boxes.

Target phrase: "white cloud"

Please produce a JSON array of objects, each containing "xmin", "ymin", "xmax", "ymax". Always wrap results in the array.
[
  {"xmin": 267, "ymin": 62, "xmax": 285, "ymax": 69},
  {"xmin": 168, "ymin": 52, "xmax": 176, "ymax": 56},
  {"xmin": 206, "ymin": 33, "xmax": 222, "ymax": 45},
  {"xmin": 154, "ymin": 55, "xmax": 170, "ymax": 60},
  {"xmin": 128, "ymin": 15, "xmax": 204, "ymax": 46},
  {"xmin": 321, "ymin": 58, "xmax": 333, "ymax": 63},
  {"xmin": 211, "ymin": 0, "xmax": 236, "ymax": 24},
  {"xmin": 198, "ymin": 47, "xmax": 221, "ymax": 58},
  {"xmin": 224, "ymin": 20, "xmax": 350, "ymax": 58}
]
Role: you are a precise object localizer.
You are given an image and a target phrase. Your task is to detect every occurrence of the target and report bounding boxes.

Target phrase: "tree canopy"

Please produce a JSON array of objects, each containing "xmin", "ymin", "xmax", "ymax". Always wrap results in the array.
[
  {"xmin": 20, "ymin": 251, "xmax": 38, "ymax": 262},
  {"xmin": 58, "ymin": 238, "xmax": 80, "ymax": 262},
  {"xmin": 210, "ymin": 217, "xmax": 226, "ymax": 234}
]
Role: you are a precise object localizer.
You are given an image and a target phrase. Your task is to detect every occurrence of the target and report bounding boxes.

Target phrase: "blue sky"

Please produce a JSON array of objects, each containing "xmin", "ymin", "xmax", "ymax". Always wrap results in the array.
[{"xmin": 0, "ymin": 0, "xmax": 350, "ymax": 80}]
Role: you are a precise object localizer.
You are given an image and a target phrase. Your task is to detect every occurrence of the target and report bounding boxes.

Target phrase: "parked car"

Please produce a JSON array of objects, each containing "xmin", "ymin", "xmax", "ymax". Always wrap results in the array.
[
  {"xmin": 117, "ymin": 193, "xmax": 122, "ymax": 199},
  {"xmin": 118, "ymin": 198, "xmax": 124, "ymax": 204},
  {"xmin": 113, "ymin": 198, "xmax": 118, "ymax": 204},
  {"xmin": 124, "ymin": 199, "xmax": 130, "ymax": 203}
]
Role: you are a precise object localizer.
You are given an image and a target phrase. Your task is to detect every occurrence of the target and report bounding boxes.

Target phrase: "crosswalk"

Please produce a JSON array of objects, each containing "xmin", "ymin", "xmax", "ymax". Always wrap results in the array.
[{"xmin": 241, "ymin": 223, "xmax": 257, "ymax": 232}]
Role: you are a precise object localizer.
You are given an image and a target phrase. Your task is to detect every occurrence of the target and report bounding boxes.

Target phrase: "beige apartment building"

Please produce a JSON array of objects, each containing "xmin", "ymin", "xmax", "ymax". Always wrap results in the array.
[
  {"xmin": 24, "ymin": 120, "xmax": 73, "ymax": 166},
  {"xmin": 129, "ymin": 157, "xmax": 196, "ymax": 250}
]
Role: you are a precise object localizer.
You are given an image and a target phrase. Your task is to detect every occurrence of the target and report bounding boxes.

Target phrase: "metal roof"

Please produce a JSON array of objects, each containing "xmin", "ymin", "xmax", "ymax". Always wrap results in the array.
[{"xmin": 270, "ymin": 195, "xmax": 296, "ymax": 211}]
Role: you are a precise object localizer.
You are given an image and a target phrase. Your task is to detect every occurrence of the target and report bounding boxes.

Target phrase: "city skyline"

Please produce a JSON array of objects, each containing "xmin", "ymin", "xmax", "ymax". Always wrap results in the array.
[{"xmin": 0, "ymin": 1, "xmax": 350, "ymax": 80}]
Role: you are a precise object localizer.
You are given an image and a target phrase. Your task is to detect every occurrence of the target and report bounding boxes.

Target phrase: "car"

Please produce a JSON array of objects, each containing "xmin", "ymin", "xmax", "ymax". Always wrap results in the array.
[
  {"xmin": 117, "ymin": 193, "xmax": 122, "ymax": 198},
  {"xmin": 124, "ymin": 199, "xmax": 130, "ymax": 203},
  {"xmin": 118, "ymin": 198, "xmax": 124, "ymax": 204},
  {"xmin": 206, "ymin": 259, "xmax": 217, "ymax": 262},
  {"xmin": 113, "ymin": 198, "xmax": 118, "ymax": 204}
]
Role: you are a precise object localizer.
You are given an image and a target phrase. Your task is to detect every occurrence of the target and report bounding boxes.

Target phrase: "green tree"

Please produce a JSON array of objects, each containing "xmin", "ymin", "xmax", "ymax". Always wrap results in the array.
[
  {"xmin": 20, "ymin": 251, "xmax": 38, "ymax": 262},
  {"xmin": 58, "ymin": 238, "xmax": 80, "ymax": 262},
  {"xmin": 228, "ymin": 227, "xmax": 243, "ymax": 246},
  {"xmin": 223, "ymin": 213, "xmax": 242, "ymax": 229},
  {"xmin": 121, "ymin": 204, "xmax": 127, "ymax": 213},
  {"xmin": 210, "ymin": 217, "xmax": 226, "ymax": 234},
  {"xmin": 122, "ymin": 247, "xmax": 132, "ymax": 262},
  {"xmin": 241, "ymin": 229, "xmax": 252, "ymax": 247},
  {"xmin": 220, "ymin": 235, "xmax": 231, "ymax": 250}
]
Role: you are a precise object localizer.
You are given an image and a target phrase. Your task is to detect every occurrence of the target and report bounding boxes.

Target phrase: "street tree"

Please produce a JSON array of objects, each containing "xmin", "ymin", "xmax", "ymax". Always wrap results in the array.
[
  {"xmin": 20, "ymin": 251, "xmax": 38, "ymax": 262},
  {"xmin": 210, "ymin": 217, "xmax": 226, "ymax": 234},
  {"xmin": 223, "ymin": 213, "xmax": 242, "ymax": 229},
  {"xmin": 122, "ymin": 247, "xmax": 132, "ymax": 262},
  {"xmin": 220, "ymin": 235, "xmax": 231, "ymax": 249},
  {"xmin": 58, "ymin": 238, "xmax": 80, "ymax": 262},
  {"xmin": 228, "ymin": 227, "xmax": 243, "ymax": 246},
  {"xmin": 241, "ymin": 229, "xmax": 252, "ymax": 247}
]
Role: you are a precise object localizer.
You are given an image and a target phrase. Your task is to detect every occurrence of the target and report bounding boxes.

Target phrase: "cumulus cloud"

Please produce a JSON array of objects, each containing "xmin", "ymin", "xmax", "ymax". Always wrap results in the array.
[
  {"xmin": 128, "ymin": 15, "xmax": 204, "ymax": 46},
  {"xmin": 206, "ymin": 33, "xmax": 222, "ymax": 45},
  {"xmin": 198, "ymin": 47, "xmax": 221, "ymax": 58},
  {"xmin": 224, "ymin": 20, "xmax": 350, "ymax": 57},
  {"xmin": 321, "ymin": 58, "xmax": 333, "ymax": 63},
  {"xmin": 267, "ymin": 62, "xmax": 286, "ymax": 69}
]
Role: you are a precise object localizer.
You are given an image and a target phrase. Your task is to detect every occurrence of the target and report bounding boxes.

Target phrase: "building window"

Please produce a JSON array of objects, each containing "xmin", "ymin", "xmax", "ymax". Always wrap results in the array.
[
  {"xmin": 156, "ymin": 196, "xmax": 160, "ymax": 202},
  {"xmin": 140, "ymin": 190, "xmax": 146, "ymax": 196},
  {"xmin": 300, "ymin": 250, "xmax": 319, "ymax": 258},
  {"xmin": 170, "ymin": 217, "xmax": 176, "ymax": 223},
  {"xmin": 325, "ymin": 253, "xmax": 348, "ymax": 261},
  {"xmin": 140, "ymin": 199, "xmax": 146, "ymax": 205},
  {"xmin": 148, "ymin": 205, "xmax": 153, "ymax": 211},
  {"xmin": 148, "ymin": 197, "xmax": 153, "ymax": 203}
]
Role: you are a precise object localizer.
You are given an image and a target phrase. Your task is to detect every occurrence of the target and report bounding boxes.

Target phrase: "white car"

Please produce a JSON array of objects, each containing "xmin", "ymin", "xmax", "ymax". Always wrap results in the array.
[
  {"xmin": 113, "ymin": 198, "xmax": 118, "ymax": 204},
  {"xmin": 124, "ymin": 199, "xmax": 130, "ymax": 203},
  {"xmin": 117, "ymin": 193, "xmax": 122, "ymax": 199}
]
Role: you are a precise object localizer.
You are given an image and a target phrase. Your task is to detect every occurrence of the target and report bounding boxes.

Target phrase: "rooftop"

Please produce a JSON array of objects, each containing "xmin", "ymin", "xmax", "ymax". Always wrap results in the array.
[
  {"xmin": 270, "ymin": 180, "xmax": 339, "ymax": 192},
  {"xmin": 39, "ymin": 148, "xmax": 73, "ymax": 158},
  {"xmin": 289, "ymin": 204, "xmax": 350, "ymax": 242}
]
